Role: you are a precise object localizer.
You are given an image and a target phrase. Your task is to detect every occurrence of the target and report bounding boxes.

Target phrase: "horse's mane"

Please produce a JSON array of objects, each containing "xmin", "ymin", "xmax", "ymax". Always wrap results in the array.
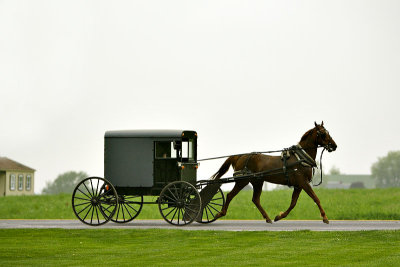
[{"xmin": 300, "ymin": 128, "xmax": 315, "ymax": 142}]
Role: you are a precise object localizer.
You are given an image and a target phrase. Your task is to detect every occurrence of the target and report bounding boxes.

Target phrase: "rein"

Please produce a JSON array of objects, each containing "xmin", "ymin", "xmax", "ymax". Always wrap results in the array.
[
  {"xmin": 312, "ymin": 147, "xmax": 326, "ymax": 186},
  {"xmin": 197, "ymin": 145, "xmax": 324, "ymax": 162}
]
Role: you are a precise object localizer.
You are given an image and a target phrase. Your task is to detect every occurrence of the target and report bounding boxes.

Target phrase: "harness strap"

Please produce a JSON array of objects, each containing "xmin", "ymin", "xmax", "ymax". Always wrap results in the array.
[
  {"xmin": 233, "ymin": 153, "xmax": 257, "ymax": 177},
  {"xmin": 293, "ymin": 144, "xmax": 317, "ymax": 168},
  {"xmin": 281, "ymin": 149, "xmax": 291, "ymax": 187}
]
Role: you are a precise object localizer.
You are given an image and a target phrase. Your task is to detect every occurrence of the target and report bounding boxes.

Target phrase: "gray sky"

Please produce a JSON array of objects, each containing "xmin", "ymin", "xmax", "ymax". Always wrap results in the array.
[{"xmin": 1, "ymin": 0, "xmax": 399, "ymax": 193}]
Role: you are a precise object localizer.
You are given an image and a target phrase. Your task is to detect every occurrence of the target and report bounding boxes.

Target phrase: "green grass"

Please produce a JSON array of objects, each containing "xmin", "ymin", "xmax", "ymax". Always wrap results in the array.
[
  {"xmin": 0, "ymin": 188, "xmax": 399, "ymax": 220},
  {"xmin": 0, "ymin": 229, "xmax": 399, "ymax": 266}
]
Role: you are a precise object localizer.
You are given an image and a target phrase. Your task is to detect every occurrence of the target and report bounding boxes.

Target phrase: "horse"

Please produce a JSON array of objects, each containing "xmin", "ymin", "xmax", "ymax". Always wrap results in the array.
[{"xmin": 212, "ymin": 121, "xmax": 337, "ymax": 224}]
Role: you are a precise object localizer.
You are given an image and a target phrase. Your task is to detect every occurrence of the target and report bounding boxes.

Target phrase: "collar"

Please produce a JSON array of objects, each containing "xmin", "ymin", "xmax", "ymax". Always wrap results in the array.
[{"xmin": 293, "ymin": 144, "xmax": 317, "ymax": 168}]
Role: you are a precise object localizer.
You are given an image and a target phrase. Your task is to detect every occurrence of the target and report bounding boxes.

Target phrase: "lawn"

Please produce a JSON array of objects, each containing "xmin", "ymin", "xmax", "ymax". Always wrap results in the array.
[
  {"xmin": 0, "ymin": 188, "xmax": 399, "ymax": 220},
  {"xmin": 0, "ymin": 229, "xmax": 399, "ymax": 266}
]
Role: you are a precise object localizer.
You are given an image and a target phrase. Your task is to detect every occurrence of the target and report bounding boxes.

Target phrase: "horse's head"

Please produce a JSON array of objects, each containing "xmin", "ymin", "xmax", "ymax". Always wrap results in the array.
[{"xmin": 314, "ymin": 121, "xmax": 337, "ymax": 152}]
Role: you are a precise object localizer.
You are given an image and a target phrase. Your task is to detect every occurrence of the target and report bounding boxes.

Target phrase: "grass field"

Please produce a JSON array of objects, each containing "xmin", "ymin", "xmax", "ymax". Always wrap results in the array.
[
  {"xmin": 1, "ymin": 188, "xmax": 399, "ymax": 220},
  {"xmin": 1, "ymin": 189, "xmax": 400, "ymax": 266},
  {"xmin": 1, "ymin": 229, "xmax": 399, "ymax": 266}
]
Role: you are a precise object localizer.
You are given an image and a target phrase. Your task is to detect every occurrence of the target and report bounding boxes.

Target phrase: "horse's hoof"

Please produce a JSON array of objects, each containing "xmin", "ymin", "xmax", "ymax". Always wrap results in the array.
[
  {"xmin": 266, "ymin": 219, "xmax": 273, "ymax": 224},
  {"xmin": 323, "ymin": 218, "xmax": 329, "ymax": 224},
  {"xmin": 274, "ymin": 212, "xmax": 284, "ymax": 222}
]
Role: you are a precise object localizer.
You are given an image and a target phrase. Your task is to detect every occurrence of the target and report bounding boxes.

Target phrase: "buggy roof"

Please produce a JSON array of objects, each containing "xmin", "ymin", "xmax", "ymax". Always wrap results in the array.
[{"xmin": 105, "ymin": 129, "xmax": 196, "ymax": 138}]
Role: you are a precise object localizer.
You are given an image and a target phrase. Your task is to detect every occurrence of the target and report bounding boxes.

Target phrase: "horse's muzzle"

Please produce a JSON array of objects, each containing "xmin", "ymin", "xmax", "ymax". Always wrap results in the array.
[{"xmin": 327, "ymin": 143, "xmax": 337, "ymax": 152}]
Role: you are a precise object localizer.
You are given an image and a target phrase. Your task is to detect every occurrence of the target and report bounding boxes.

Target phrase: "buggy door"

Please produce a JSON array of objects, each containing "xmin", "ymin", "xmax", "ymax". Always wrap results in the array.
[{"xmin": 153, "ymin": 141, "xmax": 180, "ymax": 188}]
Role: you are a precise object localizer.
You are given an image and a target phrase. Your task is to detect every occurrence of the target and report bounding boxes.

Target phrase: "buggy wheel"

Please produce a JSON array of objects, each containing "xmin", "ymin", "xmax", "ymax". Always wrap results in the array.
[
  {"xmin": 197, "ymin": 187, "xmax": 225, "ymax": 224},
  {"xmin": 111, "ymin": 195, "xmax": 143, "ymax": 223},
  {"xmin": 72, "ymin": 177, "xmax": 118, "ymax": 226},
  {"xmin": 158, "ymin": 181, "xmax": 201, "ymax": 226}
]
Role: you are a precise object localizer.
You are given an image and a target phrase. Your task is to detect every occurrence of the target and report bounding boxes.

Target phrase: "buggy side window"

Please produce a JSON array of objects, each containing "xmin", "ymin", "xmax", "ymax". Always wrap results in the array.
[
  {"xmin": 181, "ymin": 139, "xmax": 195, "ymax": 162},
  {"xmin": 155, "ymin": 141, "xmax": 178, "ymax": 159}
]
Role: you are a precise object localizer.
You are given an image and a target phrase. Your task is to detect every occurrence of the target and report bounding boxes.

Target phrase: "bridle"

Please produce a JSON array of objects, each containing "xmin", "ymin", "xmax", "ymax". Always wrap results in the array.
[{"xmin": 316, "ymin": 128, "xmax": 335, "ymax": 152}]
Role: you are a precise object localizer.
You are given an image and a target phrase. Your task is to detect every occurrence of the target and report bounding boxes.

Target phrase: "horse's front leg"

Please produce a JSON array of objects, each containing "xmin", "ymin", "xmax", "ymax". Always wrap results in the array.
[
  {"xmin": 251, "ymin": 182, "xmax": 272, "ymax": 223},
  {"xmin": 215, "ymin": 180, "xmax": 248, "ymax": 219},
  {"xmin": 302, "ymin": 183, "xmax": 329, "ymax": 224},
  {"xmin": 274, "ymin": 187, "xmax": 302, "ymax": 222}
]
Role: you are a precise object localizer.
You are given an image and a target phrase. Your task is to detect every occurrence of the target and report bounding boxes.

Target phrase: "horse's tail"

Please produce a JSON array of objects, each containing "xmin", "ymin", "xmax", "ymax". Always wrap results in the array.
[{"xmin": 210, "ymin": 157, "xmax": 233, "ymax": 180}]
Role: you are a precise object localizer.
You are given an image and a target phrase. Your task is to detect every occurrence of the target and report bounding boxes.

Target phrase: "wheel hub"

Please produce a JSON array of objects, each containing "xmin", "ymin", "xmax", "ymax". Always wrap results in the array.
[
  {"xmin": 176, "ymin": 199, "xmax": 184, "ymax": 208},
  {"xmin": 91, "ymin": 197, "xmax": 99, "ymax": 206}
]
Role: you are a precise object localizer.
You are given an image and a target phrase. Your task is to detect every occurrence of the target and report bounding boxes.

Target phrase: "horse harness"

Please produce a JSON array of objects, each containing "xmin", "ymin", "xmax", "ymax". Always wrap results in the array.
[
  {"xmin": 281, "ymin": 144, "xmax": 317, "ymax": 187},
  {"xmin": 233, "ymin": 152, "xmax": 259, "ymax": 177},
  {"xmin": 232, "ymin": 145, "xmax": 317, "ymax": 187}
]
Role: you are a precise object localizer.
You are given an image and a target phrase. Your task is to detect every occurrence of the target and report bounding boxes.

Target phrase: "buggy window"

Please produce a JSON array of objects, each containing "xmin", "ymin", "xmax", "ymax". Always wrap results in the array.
[
  {"xmin": 155, "ymin": 141, "xmax": 178, "ymax": 159},
  {"xmin": 182, "ymin": 139, "xmax": 195, "ymax": 161}
]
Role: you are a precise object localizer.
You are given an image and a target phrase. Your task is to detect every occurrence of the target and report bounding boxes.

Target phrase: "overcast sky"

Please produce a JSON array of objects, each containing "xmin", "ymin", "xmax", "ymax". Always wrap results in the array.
[{"xmin": 1, "ymin": 0, "xmax": 399, "ymax": 193}]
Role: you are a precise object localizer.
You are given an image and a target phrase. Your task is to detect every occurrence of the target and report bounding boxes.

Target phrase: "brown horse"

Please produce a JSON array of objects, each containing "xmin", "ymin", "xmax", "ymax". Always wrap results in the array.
[{"xmin": 213, "ymin": 122, "xmax": 337, "ymax": 224}]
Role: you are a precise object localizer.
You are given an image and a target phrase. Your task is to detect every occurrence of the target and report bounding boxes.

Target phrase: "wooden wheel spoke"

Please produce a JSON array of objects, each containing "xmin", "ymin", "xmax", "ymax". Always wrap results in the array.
[
  {"xmin": 125, "ymin": 203, "xmax": 138, "ymax": 214},
  {"xmin": 74, "ymin": 201, "xmax": 91, "ymax": 207},
  {"xmin": 76, "ymin": 203, "xmax": 91, "ymax": 215},
  {"xmin": 82, "ymin": 182, "xmax": 93, "ymax": 198},
  {"xmin": 167, "ymin": 188, "xmax": 178, "ymax": 201},
  {"xmin": 206, "ymin": 205, "xmax": 216, "ymax": 217},
  {"xmin": 74, "ymin": 196, "xmax": 91, "ymax": 202},
  {"xmin": 207, "ymin": 202, "xmax": 221, "ymax": 213},
  {"xmin": 83, "ymin": 205, "xmax": 93, "ymax": 221},
  {"xmin": 95, "ymin": 206, "xmax": 100, "ymax": 224},
  {"xmin": 90, "ymin": 179, "xmax": 96, "ymax": 197},
  {"xmin": 122, "ymin": 204, "xmax": 134, "ymax": 220},
  {"xmin": 170, "ymin": 207, "xmax": 179, "ymax": 222},
  {"xmin": 208, "ymin": 202, "xmax": 223, "ymax": 207},
  {"xmin": 95, "ymin": 179, "xmax": 100, "ymax": 197},
  {"xmin": 162, "ymin": 193, "xmax": 177, "ymax": 203},
  {"xmin": 76, "ymin": 188, "xmax": 92, "ymax": 200},
  {"xmin": 204, "ymin": 206, "xmax": 210, "ymax": 221}
]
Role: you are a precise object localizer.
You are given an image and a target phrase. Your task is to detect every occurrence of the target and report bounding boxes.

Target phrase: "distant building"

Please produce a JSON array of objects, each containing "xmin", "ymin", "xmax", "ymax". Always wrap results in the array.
[
  {"xmin": 0, "ymin": 157, "xmax": 35, "ymax": 196},
  {"xmin": 324, "ymin": 174, "xmax": 374, "ymax": 189}
]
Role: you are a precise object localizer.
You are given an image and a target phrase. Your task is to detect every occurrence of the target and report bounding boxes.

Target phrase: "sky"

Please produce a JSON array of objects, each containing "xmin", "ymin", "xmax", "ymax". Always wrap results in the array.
[{"xmin": 1, "ymin": 0, "xmax": 399, "ymax": 194}]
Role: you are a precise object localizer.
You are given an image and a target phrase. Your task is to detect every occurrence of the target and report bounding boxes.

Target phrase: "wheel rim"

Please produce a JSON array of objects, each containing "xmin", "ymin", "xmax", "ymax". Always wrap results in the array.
[
  {"xmin": 198, "ymin": 188, "xmax": 225, "ymax": 223},
  {"xmin": 158, "ymin": 181, "xmax": 201, "ymax": 226},
  {"xmin": 111, "ymin": 195, "xmax": 143, "ymax": 223},
  {"xmin": 72, "ymin": 177, "xmax": 118, "ymax": 226}
]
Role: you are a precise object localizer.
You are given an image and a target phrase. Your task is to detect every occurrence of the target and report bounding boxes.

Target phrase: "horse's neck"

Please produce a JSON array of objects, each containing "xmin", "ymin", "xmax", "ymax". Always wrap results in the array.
[{"xmin": 298, "ymin": 139, "xmax": 318, "ymax": 160}]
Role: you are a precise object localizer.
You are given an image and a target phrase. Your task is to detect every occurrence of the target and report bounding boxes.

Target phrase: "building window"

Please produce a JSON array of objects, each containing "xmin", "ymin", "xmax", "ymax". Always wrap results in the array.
[
  {"xmin": 26, "ymin": 175, "xmax": 31, "ymax": 191},
  {"xmin": 18, "ymin": 174, "xmax": 24, "ymax": 191},
  {"xmin": 10, "ymin": 174, "xmax": 16, "ymax": 191}
]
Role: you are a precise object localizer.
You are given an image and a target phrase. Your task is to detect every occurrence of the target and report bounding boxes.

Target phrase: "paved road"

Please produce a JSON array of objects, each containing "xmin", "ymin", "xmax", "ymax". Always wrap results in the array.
[{"xmin": 1, "ymin": 219, "xmax": 400, "ymax": 231}]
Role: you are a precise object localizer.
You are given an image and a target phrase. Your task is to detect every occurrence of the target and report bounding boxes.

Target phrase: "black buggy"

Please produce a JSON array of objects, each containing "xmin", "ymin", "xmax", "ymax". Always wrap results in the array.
[{"xmin": 72, "ymin": 130, "xmax": 225, "ymax": 226}]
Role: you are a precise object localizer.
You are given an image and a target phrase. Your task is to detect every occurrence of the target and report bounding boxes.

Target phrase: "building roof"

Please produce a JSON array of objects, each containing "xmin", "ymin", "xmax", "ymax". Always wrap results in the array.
[
  {"xmin": 325, "ymin": 174, "xmax": 374, "ymax": 188},
  {"xmin": 0, "ymin": 157, "xmax": 35, "ymax": 172}
]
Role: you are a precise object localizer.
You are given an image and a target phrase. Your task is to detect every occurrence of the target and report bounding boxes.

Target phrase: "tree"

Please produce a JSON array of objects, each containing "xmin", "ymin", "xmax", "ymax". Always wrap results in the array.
[
  {"xmin": 42, "ymin": 171, "xmax": 88, "ymax": 194},
  {"xmin": 371, "ymin": 151, "xmax": 400, "ymax": 188},
  {"xmin": 329, "ymin": 166, "xmax": 341, "ymax": 175}
]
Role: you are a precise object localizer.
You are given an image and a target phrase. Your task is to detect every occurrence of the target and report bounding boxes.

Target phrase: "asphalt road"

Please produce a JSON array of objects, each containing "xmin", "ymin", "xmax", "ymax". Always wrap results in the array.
[{"xmin": 1, "ymin": 219, "xmax": 400, "ymax": 231}]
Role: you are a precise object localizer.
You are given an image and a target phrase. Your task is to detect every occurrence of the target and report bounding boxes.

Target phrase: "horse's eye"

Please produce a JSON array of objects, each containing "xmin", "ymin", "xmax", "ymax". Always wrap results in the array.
[{"xmin": 320, "ymin": 132, "xmax": 327, "ymax": 139}]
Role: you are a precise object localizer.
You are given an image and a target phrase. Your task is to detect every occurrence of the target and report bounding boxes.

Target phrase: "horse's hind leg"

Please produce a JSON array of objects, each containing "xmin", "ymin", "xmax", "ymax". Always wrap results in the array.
[
  {"xmin": 251, "ymin": 182, "xmax": 272, "ymax": 223},
  {"xmin": 302, "ymin": 183, "xmax": 329, "ymax": 224},
  {"xmin": 215, "ymin": 180, "xmax": 248, "ymax": 219},
  {"xmin": 274, "ymin": 187, "xmax": 302, "ymax": 222}
]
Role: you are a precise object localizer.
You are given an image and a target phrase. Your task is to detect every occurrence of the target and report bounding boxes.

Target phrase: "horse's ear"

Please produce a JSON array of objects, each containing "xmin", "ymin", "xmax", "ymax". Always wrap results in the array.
[
  {"xmin": 314, "ymin": 121, "xmax": 318, "ymax": 127},
  {"xmin": 321, "ymin": 121, "xmax": 324, "ymax": 127}
]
